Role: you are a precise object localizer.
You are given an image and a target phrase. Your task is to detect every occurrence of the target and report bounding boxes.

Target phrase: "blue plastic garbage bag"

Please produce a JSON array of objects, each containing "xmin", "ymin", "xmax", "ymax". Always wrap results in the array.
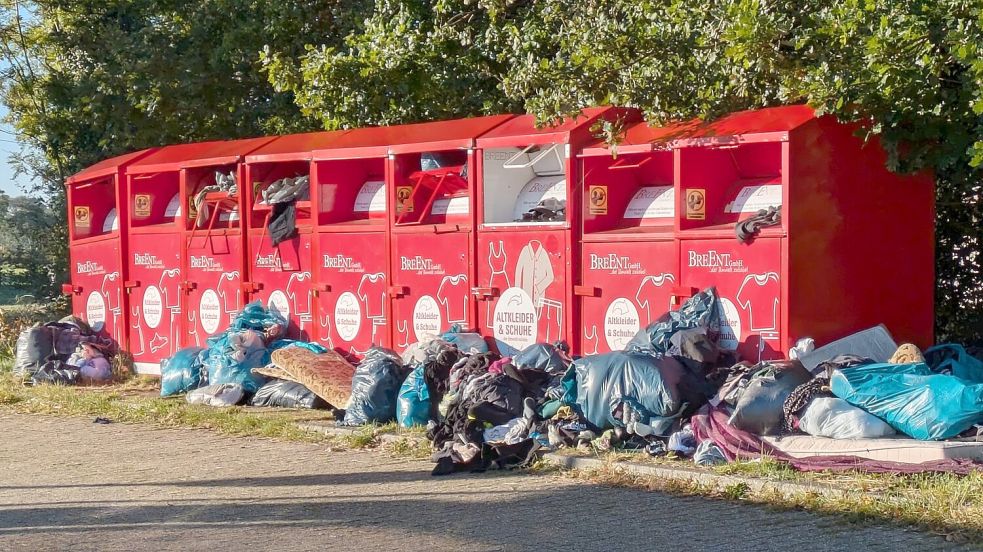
[
  {"xmin": 439, "ymin": 326, "xmax": 489, "ymax": 353},
  {"xmin": 396, "ymin": 365, "xmax": 430, "ymax": 427},
  {"xmin": 925, "ymin": 344, "xmax": 983, "ymax": 383},
  {"xmin": 626, "ymin": 288, "xmax": 721, "ymax": 354},
  {"xmin": 571, "ymin": 350, "xmax": 694, "ymax": 431},
  {"xmin": 830, "ymin": 362, "xmax": 983, "ymax": 440},
  {"xmin": 342, "ymin": 347, "xmax": 408, "ymax": 426},
  {"xmin": 160, "ymin": 347, "xmax": 206, "ymax": 396},
  {"xmin": 202, "ymin": 330, "xmax": 269, "ymax": 394},
  {"xmin": 230, "ymin": 301, "xmax": 287, "ymax": 332},
  {"xmin": 514, "ymin": 343, "xmax": 568, "ymax": 374}
]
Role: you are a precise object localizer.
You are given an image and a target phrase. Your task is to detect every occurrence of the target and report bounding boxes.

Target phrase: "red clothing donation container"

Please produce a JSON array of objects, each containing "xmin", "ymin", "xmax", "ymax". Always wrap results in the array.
[
  {"xmin": 474, "ymin": 107, "xmax": 635, "ymax": 355},
  {"xmin": 64, "ymin": 149, "xmax": 157, "ymax": 347},
  {"xmin": 669, "ymin": 106, "xmax": 932, "ymax": 360},
  {"xmin": 310, "ymin": 131, "xmax": 397, "ymax": 358},
  {"xmin": 577, "ymin": 124, "xmax": 684, "ymax": 354},
  {"xmin": 242, "ymin": 131, "xmax": 348, "ymax": 341},
  {"xmin": 388, "ymin": 116, "xmax": 513, "ymax": 351},
  {"xmin": 124, "ymin": 138, "xmax": 273, "ymax": 373}
]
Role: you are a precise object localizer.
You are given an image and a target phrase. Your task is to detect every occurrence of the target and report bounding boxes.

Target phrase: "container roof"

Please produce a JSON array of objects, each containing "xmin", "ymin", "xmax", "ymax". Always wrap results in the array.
[
  {"xmin": 127, "ymin": 136, "xmax": 276, "ymax": 174},
  {"xmin": 581, "ymin": 104, "xmax": 818, "ymax": 156},
  {"xmin": 245, "ymin": 130, "xmax": 350, "ymax": 164},
  {"xmin": 67, "ymin": 148, "xmax": 158, "ymax": 185},
  {"xmin": 476, "ymin": 107, "xmax": 618, "ymax": 148},
  {"xmin": 313, "ymin": 114, "xmax": 515, "ymax": 160}
]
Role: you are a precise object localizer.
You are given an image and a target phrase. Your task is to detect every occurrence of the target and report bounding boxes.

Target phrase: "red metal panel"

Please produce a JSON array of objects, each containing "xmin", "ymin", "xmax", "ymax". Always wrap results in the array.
[
  {"xmin": 184, "ymin": 232, "xmax": 244, "ymax": 346},
  {"xmin": 580, "ymin": 105, "xmax": 815, "ymax": 156},
  {"xmin": 247, "ymin": 232, "xmax": 315, "ymax": 340},
  {"xmin": 311, "ymin": 115, "xmax": 515, "ymax": 160},
  {"xmin": 69, "ymin": 238, "xmax": 125, "ymax": 344},
  {"xmin": 126, "ymin": 137, "xmax": 275, "ymax": 174},
  {"xmin": 245, "ymin": 131, "xmax": 349, "ymax": 164},
  {"xmin": 127, "ymin": 232, "xmax": 184, "ymax": 372},
  {"xmin": 475, "ymin": 229, "xmax": 568, "ymax": 355},
  {"xmin": 579, "ymin": 240, "xmax": 678, "ymax": 354},
  {"xmin": 679, "ymin": 237, "xmax": 785, "ymax": 362},
  {"xmin": 785, "ymin": 117, "xmax": 935, "ymax": 348},
  {"xmin": 315, "ymin": 231, "xmax": 391, "ymax": 356},
  {"xmin": 67, "ymin": 149, "xmax": 157, "ymax": 185},
  {"xmin": 476, "ymin": 107, "xmax": 616, "ymax": 148},
  {"xmin": 391, "ymin": 231, "xmax": 472, "ymax": 349}
]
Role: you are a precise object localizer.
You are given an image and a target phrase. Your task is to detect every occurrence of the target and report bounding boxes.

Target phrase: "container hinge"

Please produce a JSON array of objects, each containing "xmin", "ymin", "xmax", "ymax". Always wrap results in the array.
[
  {"xmin": 389, "ymin": 285, "xmax": 409, "ymax": 298},
  {"xmin": 471, "ymin": 287, "xmax": 499, "ymax": 300},
  {"xmin": 573, "ymin": 285, "xmax": 601, "ymax": 298}
]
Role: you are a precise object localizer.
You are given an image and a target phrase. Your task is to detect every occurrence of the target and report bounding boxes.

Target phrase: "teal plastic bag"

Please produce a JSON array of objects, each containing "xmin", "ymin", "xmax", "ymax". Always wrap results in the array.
[
  {"xmin": 396, "ymin": 365, "xmax": 430, "ymax": 427},
  {"xmin": 925, "ymin": 344, "xmax": 983, "ymax": 383},
  {"xmin": 269, "ymin": 339, "xmax": 329, "ymax": 354},
  {"xmin": 160, "ymin": 347, "xmax": 206, "ymax": 396},
  {"xmin": 831, "ymin": 362, "xmax": 983, "ymax": 440}
]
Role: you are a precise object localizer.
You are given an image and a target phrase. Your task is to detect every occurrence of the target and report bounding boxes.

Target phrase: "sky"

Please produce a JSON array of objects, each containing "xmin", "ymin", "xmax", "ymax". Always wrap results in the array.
[{"xmin": 0, "ymin": 102, "xmax": 28, "ymax": 197}]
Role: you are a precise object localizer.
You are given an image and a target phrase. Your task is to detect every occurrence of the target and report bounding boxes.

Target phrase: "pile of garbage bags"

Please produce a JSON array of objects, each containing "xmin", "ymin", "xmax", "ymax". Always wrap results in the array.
[
  {"xmin": 160, "ymin": 302, "xmax": 374, "ymax": 414},
  {"xmin": 328, "ymin": 288, "xmax": 983, "ymax": 477},
  {"xmin": 13, "ymin": 316, "xmax": 116, "ymax": 385}
]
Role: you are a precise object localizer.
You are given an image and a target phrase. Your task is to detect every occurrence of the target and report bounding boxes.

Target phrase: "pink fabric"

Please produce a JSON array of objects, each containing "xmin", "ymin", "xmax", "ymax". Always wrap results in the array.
[
  {"xmin": 488, "ymin": 357, "xmax": 513, "ymax": 375},
  {"xmin": 691, "ymin": 404, "xmax": 980, "ymax": 475}
]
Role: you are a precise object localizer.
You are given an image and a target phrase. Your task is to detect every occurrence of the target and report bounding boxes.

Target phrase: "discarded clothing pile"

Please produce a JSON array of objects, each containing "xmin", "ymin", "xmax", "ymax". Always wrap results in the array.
[
  {"xmin": 260, "ymin": 175, "xmax": 310, "ymax": 245},
  {"xmin": 193, "ymin": 170, "xmax": 238, "ymax": 228},
  {"xmin": 13, "ymin": 316, "xmax": 116, "ymax": 386}
]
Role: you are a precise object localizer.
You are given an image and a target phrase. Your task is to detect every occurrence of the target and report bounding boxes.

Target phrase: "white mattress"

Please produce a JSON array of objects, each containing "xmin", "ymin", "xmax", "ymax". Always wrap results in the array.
[{"xmin": 763, "ymin": 435, "xmax": 983, "ymax": 463}]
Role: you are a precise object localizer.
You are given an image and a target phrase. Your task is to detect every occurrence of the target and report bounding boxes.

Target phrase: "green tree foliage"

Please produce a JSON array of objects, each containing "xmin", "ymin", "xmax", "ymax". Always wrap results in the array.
[
  {"xmin": 0, "ymin": 192, "xmax": 62, "ymax": 300},
  {"xmin": 0, "ymin": 0, "xmax": 367, "ymax": 300},
  {"xmin": 264, "ymin": 0, "xmax": 982, "ymax": 343},
  {"xmin": 1, "ymin": 0, "xmax": 367, "ymax": 194}
]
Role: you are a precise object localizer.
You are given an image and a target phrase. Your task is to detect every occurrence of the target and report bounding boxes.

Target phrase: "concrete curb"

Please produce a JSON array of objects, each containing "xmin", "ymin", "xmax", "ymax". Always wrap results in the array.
[{"xmin": 543, "ymin": 453, "xmax": 867, "ymax": 499}]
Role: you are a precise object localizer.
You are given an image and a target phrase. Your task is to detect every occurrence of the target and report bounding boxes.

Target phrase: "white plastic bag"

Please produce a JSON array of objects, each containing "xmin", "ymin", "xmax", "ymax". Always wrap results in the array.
[{"xmin": 799, "ymin": 397, "xmax": 896, "ymax": 439}]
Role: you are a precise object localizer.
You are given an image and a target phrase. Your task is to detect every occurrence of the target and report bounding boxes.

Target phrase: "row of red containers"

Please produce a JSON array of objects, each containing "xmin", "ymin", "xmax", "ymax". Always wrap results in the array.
[{"xmin": 65, "ymin": 105, "xmax": 935, "ymax": 374}]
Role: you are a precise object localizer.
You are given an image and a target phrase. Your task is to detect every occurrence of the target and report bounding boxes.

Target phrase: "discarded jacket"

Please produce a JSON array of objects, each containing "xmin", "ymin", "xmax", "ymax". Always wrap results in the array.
[{"xmin": 830, "ymin": 362, "xmax": 983, "ymax": 440}]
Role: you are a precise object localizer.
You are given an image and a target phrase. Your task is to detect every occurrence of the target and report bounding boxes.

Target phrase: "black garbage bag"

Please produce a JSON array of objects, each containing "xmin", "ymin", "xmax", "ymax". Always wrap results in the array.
[
  {"xmin": 627, "ymin": 287, "xmax": 721, "ymax": 354},
  {"xmin": 513, "ymin": 343, "xmax": 569, "ymax": 374},
  {"xmin": 29, "ymin": 360, "xmax": 80, "ymax": 386},
  {"xmin": 249, "ymin": 379, "xmax": 329, "ymax": 409},
  {"xmin": 14, "ymin": 326, "xmax": 53, "ymax": 376},
  {"xmin": 341, "ymin": 347, "xmax": 408, "ymax": 426},
  {"xmin": 728, "ymin": 360, "xmax": 812, "ymax": 435}
]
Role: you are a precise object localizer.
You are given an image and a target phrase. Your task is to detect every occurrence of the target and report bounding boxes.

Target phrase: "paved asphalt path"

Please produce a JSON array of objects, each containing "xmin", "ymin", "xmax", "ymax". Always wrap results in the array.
[{"xmin": 0, "ymin": 413, "xmax": 970, "ymax": 551}]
